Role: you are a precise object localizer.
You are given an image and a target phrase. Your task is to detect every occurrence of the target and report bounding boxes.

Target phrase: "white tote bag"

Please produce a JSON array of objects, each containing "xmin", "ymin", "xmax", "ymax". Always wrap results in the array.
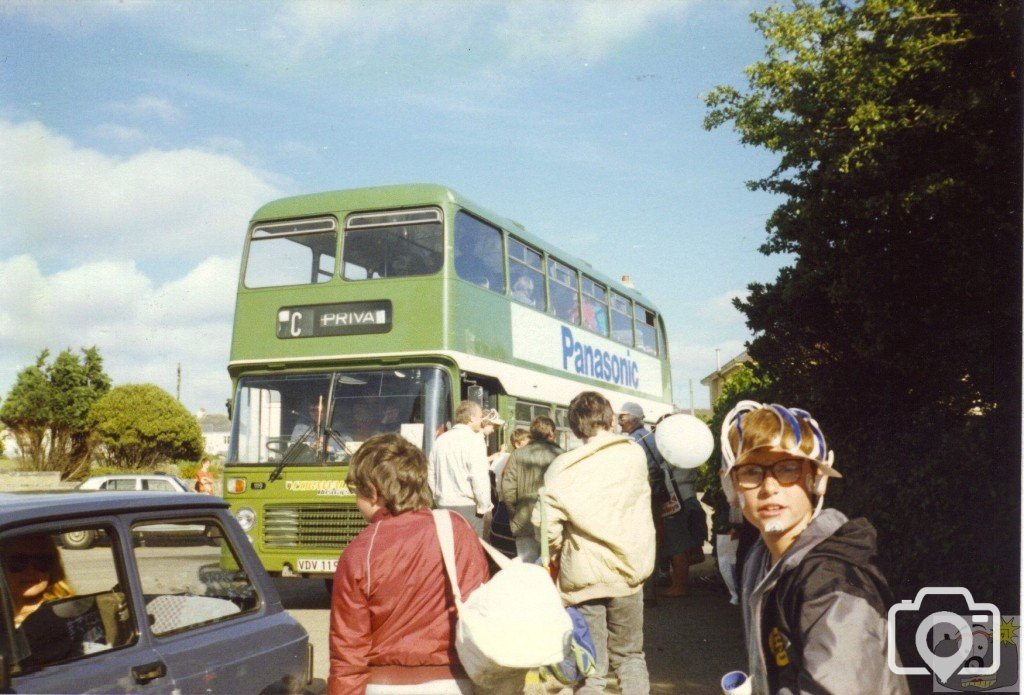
[{"xmin": 432, "ymin": 510, "xmax": 571, "ymax": 683}]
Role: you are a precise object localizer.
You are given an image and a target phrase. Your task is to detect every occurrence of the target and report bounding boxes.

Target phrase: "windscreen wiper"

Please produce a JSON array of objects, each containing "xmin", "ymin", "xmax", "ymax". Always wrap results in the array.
[
  {"xmin": 324, "ymin": 428, "xmax": 352, "ymax": 464},
  {"xmin": 269, "ymin": 425, "xmax": 322, "ymax": 482}
]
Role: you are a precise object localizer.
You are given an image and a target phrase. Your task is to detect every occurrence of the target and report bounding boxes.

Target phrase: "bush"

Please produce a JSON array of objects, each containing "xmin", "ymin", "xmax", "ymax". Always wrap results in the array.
[{"xmin": 89, "ymin": 385, "xmax": 203, "ymax": 469}]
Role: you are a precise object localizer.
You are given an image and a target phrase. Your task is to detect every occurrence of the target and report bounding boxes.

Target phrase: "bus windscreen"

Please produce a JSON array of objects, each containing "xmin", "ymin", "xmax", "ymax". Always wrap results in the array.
[{"xmin": 228, "ymin": 368, "xmax": 451, "ymax": 465}]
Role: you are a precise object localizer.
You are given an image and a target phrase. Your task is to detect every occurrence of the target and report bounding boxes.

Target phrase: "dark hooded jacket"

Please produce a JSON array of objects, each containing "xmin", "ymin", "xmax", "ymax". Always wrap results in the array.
[{"xmin": 741, "ymin": 508, "xmax": 909, "ymax": 694}]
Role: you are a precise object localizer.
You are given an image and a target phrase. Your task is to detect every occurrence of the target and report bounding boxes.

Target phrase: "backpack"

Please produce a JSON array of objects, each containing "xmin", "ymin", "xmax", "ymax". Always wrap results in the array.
[
  {"xmin": 538, "ymin": 605, "xmax": 598, "ymax": 685},
  {"xmin": 432, "ymin": 510, "xmax": 571, "ymax": 684}
]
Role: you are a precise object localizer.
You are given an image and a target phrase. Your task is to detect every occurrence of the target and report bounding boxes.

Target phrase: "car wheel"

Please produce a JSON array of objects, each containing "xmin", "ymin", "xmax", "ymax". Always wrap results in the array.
[{"xmin": 61, "ymin": 529, "xmax": 97, "ymax": 550}]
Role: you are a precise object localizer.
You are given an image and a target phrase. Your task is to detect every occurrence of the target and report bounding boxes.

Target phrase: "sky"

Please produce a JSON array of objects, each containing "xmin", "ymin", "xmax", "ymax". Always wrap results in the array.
[{"xmin": 0, "ymin": 0, "xmax": 786, "ymax": 417}]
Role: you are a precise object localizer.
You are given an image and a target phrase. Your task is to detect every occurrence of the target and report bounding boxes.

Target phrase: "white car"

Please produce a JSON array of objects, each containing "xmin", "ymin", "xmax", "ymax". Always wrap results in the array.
[
  {"xmin": 75, "ymin": 472, "xmax": 193, "ymax": 493},
  {"xmin": 63, "ymin": 474, "xmax": 200, "ymax": 549}
]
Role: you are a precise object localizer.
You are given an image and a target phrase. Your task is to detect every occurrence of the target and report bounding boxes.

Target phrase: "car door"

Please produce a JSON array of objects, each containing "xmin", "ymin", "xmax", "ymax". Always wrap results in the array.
[
  {"xmin": 0, "ymin": 519, "xmax": 175, "ymax": 694},
  {"xmin": 141, "ymin": 479, "xmax": 176, "ymax": 492},
  {"xmin": 129, "ymin": 511, "xmax": 310, "ymax": 695},
  {"xmin": 101, "ymin": 478, "xmax": 140, "ymax": 491}
]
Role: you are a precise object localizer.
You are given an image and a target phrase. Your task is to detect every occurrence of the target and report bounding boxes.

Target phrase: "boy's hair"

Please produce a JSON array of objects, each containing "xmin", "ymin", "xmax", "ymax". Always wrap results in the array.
[
  {"xmin": 454, "ymin": 400, "xmax": 480, "ymax": 425},
  {"xmin": 726, "ymin": 407, "xmax": 817, "ymax": 462},
  {"xmin": 345, "ymin": 433, "xmax": 433, "ymax": 514},
  {"xmin": 529, "ymin": 415, "xmax": 556, "ymax": 441},
  {"xmin": 567, "ymin": 391, "xmax": 614, "ymax": 439},
  {"xmin": 511, "ymin": 427, "xmax": 531, "ymax": 447}
]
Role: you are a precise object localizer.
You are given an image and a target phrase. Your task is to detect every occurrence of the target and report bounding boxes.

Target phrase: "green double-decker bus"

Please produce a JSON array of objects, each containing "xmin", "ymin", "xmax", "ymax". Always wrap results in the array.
[{"xmin": 224, "ymin": 184, "xmax": 674, "ymax": 580}]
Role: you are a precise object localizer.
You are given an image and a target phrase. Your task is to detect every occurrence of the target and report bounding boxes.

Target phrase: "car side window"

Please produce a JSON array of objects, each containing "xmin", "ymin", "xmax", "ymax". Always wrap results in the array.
[
  {"xmin": 104, "ymin": 479, "xmax": 135, "ymax": 491},
  {"xmin": 0, "ymin": 528, "xmax": 135, "ymax": 675},
  {"xmin": 132, "ymin": 519, "xmax": 258, "ymax": 636},
  {"xmin": 144, "ymin": 479, "xmax": 175, "ymax": 492}
]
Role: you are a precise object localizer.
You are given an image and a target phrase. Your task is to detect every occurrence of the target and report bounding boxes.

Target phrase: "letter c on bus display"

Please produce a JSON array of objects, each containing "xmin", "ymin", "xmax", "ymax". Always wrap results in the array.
[{"xmin": 290, "ymin": 311, "xmax": 303, "ymax": 337}]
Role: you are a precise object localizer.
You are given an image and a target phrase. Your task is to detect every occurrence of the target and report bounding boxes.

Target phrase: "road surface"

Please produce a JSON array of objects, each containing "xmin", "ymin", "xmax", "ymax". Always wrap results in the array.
[{"xmin": 277, "ymin": 555, "xmax": 746, "ymax": 694}]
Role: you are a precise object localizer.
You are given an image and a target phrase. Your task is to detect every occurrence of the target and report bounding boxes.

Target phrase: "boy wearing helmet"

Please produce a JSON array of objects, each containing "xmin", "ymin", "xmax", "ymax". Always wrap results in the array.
[{"xmin": 721, "ymin": 401, "xmax": 908, "ymax": 694}]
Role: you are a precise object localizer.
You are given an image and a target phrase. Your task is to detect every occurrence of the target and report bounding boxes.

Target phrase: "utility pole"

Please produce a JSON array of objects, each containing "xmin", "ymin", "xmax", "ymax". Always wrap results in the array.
[
  {"xmin": 688, "ymin": 378, "xmax": 695, "ymax": 415},
  {"xmin": 176, "ymin": 363, "xmax": 181, "ymax": 401}
]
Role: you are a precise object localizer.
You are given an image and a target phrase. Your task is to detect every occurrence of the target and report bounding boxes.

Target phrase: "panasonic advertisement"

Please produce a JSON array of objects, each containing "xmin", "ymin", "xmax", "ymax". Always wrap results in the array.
[{"xmin": 510, "ymin": 304, "xmax": 662, "ymax": 398}]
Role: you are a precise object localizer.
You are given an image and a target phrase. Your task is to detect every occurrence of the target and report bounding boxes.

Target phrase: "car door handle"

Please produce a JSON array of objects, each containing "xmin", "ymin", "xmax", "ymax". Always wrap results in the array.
[{"xmin": 132, "ymin": 660, "xmax": 167, "ymax": 684}]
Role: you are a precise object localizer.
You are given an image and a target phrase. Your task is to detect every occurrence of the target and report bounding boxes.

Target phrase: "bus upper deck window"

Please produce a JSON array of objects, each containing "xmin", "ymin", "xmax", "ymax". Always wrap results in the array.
[
  {"xmin": 549, "ymin": 259, "xmax": 579, "ymax": 325},
  {"xmin": 582, "ymin": 277, "xmax": 609, "ymax": 335},
  {"xmin": 244, "ymin": 218, "xmax": 337, "ymax": 288},
  {"xmin": 634, "ymin": 304, "xmax": 659, "ymax": 356},
  {"xmin": 343, "ymin": 208, "xmax": 443, "ymax": 280},
  {"xmin": 508, "ymin": 238, "xmax": 545, "ymax": 309},
  {"xmin": 454, "ymin": 212, "xmax": 505, "ymax": 293},
  {"xmin": 610, "ymin": 292, "xmax": 633, "ymax": 346}
]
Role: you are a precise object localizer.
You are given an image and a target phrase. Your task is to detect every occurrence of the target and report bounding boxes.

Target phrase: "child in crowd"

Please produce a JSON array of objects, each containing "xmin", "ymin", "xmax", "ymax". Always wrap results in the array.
[
  {"xmin": 721, "ymin": 401, "xmax": 908, "ymax": 694},
  {"xmin": 328, "ymin": 433, "xmax": 489, "ymax": 695}
]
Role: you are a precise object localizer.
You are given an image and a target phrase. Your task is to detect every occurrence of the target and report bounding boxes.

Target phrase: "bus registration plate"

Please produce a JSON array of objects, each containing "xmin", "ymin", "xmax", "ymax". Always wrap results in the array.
[{"xmin": 297, "ymin": 558, "xmax": 338, "ymax": 573}]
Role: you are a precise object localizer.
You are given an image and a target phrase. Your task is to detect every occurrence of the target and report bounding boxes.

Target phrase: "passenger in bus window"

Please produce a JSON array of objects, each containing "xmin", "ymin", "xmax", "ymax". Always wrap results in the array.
[
  {"xmin": 454, "ymin": 215, "xmax": 504, "ymax": 292},
  {"xmin": 511, "ymin": 272, "xmax": 537, "ymax": 307},
  {"xmin": 582, "ymin": 300, "xmax": 598, "ymax": 331},
  {"xmin": 291, "ymin": 401, "xmax": 325, "ymax": 443}
]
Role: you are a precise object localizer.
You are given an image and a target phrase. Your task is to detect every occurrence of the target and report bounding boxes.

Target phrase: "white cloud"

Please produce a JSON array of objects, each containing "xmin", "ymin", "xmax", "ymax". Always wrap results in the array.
[
  {"xmin": 696, "ymin": 289, "xmax": 750, "ymax": 329},
  {"xmin": 498, "ymin": 1, "xmax": 695, "ymax": 65},
  {"xmin": 88, "ymin": 123, "xmax": 151, "ymax": 146},
  {"xmin": 0, "ymin": 119, "xmax": 278, "ymax": 413},
  {"xmin": 0, "ymin": 254, "xmax": 236, "ymax": 415},
  {"xmin": 668, "ymin": 290, "xmax": 752, "ymax": 409},
  {"xmin": 104, "ymin": 95, "xmax": 184, "ymax": 124},
  {"xmin": 245, "ymin": 1, "xmax": 700, "ymax": 75},
  {"xmin": 265, "ymin": 1, "xmax": 463, "ymax": 54},
  {"xmin": 0, "ymin": 119, "xmax": 280, "ymax": 272}
]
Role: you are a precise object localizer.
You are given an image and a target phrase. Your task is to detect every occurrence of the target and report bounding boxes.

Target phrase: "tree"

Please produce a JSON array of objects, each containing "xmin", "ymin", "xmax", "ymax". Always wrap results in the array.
[
  {"xmin": 0, "ymin": 348, "xmax": 111, "ymax": 478},
  {"xmin": 89, "ymin": 384, "xmax": 204, "ymax": 469},
  {"xmin": 705, "ymin": 0, "xmax": 1020, "ymax": 610}
]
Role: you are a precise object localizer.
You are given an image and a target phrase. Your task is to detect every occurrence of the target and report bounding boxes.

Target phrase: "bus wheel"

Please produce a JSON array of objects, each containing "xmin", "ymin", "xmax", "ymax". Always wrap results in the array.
[{"xmin": 61, "ymin": 529, "xmax": 97, "ymax": 550}]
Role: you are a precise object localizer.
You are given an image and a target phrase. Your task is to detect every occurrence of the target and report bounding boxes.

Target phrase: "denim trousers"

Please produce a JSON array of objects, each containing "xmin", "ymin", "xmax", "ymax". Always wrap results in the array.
[{"xmin": 575, "ymin": 590, "xmax": 650, "ymax": 694}]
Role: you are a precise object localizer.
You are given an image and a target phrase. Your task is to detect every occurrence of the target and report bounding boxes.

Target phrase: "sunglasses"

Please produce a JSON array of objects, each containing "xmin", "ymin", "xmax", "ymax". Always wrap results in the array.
[
  {"xmin": 731, "ymin": 459, "xmax": 809, "ymax": 490},
  {"xmin": 4, "ymin": 553, "xmax": 54, "ymax": 573}
]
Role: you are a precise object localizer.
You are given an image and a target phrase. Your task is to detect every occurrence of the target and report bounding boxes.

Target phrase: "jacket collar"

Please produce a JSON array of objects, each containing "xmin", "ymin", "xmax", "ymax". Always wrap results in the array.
[{"xmin": 557, "ymin": 431, "xmax": 632, "ymax": 470}]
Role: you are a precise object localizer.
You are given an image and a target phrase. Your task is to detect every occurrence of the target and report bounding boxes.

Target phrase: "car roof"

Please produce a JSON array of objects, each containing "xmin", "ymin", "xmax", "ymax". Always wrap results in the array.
[
  {"xmin": 85, "ymin": 473, "xmax": 179, "ymax": 479},
  {"xmin": 0, "ymin": 490, "xmax": 229, "ymax": 529}
]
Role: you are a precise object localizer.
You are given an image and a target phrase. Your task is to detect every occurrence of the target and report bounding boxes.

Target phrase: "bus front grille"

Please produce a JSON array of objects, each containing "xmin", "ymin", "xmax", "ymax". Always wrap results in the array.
[{"xmin": 263, "ymin": 504, "xmax": 368, "ymax": 548}]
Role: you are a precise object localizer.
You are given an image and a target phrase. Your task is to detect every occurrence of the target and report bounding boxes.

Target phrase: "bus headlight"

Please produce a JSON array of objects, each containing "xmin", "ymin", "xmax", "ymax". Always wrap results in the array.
[
  {"xmin": 226, "ymin": 477, "xmax": 247, "ymax": 494},
  {"xmin": 235, "ymin": 507, "xmax": 256, "ymax": 532}
]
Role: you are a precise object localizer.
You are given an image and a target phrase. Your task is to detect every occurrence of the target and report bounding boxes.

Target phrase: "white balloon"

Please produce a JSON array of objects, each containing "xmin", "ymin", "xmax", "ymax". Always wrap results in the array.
[{"xmin": 654, "ymin": 414, "xmax": 714, "ymax": 469}]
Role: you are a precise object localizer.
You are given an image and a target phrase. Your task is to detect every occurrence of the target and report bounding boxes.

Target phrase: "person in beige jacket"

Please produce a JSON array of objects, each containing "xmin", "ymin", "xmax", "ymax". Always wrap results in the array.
[{"xmin": 533, "ymin": 391, "xmax": 655, "ymax": 695}]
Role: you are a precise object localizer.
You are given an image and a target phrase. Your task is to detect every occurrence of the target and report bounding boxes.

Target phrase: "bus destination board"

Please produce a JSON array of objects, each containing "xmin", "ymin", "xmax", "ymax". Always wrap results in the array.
[{"xmin": 276, "ymin": 301, "xmax": 392, "ymax": 338}]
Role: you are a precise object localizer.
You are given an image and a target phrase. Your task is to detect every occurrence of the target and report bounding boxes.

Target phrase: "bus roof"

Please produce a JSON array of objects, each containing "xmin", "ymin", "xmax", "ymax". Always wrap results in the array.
[{"xmin": 252, "ymin": 183, "xmax": 662, "ymax": 309}]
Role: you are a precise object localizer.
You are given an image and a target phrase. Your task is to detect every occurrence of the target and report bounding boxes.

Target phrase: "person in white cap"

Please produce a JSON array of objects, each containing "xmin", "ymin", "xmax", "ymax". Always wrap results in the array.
[{"xmin": 721, "ymin": 401, "xmax": 907, "ymax": 695}]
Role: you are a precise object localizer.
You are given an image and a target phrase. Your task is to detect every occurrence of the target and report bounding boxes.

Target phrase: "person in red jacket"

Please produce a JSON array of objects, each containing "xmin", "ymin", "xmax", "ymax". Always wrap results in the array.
[{"xmin": 329, "ymin": 433, "xmax": 490, "ymax": 695}]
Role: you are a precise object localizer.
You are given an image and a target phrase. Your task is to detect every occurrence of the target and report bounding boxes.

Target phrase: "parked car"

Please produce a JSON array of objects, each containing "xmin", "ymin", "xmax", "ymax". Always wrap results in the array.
[
  {"xmin": 75, "ymin": 473, "xmax": 194, "ymax": 493},
  {"xmin": 0, "ymin": 490, "xmax": 318, "ymax": 694},
  {"xmin": 62, "ymin": 474, "xmax": 199, "ymax": 549}
]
